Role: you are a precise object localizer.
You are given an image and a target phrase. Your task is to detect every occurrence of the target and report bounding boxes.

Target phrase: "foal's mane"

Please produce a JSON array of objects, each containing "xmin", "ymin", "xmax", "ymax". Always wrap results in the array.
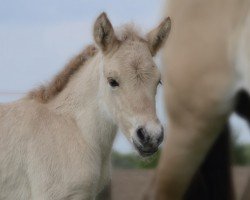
[{"xmin": 28, "ymin": 45, "xmax": 97, "ymax": 103}]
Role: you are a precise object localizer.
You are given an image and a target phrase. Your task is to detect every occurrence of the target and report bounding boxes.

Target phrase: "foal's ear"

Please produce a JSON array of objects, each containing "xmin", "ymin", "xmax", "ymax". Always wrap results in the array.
[
  {"xmin": 147, "ymin": 17, "xmax": 171, "ymax": 56},
  {"xmin": 93, "ymin": 12, "xmax": 118, "ymax": 53}
]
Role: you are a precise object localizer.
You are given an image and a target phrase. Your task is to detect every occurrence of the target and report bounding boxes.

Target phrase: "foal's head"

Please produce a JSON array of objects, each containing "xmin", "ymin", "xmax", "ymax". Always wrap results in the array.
[{"xmin": 94, "ymin": 13, "xmax": 171, "ymax": 156}]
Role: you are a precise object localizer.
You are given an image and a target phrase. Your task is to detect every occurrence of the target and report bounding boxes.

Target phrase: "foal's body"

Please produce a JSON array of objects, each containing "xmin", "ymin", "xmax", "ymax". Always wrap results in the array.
[
  {"xmin": 0, "ymin": 13, "xmax": 170, "ymax": 199},
  {"xmin": 0, "ymin": 53, "xmax": 115, "ymax": 200}
]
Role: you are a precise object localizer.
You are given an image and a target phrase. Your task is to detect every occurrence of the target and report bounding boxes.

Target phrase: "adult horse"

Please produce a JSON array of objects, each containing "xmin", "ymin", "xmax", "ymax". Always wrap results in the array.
[
  {"xmin": 143, "ymin": 0, "xmax": 250, "ymax": 199},
  {"xmin": 0, "ymin": 13, "xmax": 171, "ymax": 200}
]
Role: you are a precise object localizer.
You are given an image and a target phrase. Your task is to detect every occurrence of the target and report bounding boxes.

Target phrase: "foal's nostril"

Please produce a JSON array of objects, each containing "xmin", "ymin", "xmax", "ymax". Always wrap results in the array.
[
  {"xmin": 157, "ymin": 131, "xmax": 164, "ymax": 145},
  {"xmin": 137, "ymin": 128, "xmax": 148, "ymax": 143},
  {"xmin": 137, "ymin": 128, "xmax": 145, "ymax": 141}
]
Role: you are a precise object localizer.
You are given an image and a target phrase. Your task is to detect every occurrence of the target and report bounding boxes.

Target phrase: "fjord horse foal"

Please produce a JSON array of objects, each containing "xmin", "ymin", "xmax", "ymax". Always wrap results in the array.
[{"xmin": 0, "ymin": 13, "xmax": 171, "ymax": 200}]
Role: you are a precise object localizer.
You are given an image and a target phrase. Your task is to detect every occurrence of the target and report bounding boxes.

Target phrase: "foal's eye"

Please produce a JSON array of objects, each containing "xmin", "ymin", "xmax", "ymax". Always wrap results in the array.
[{"xmin": 108, "ymin": 78, "xmax": 119, "ymax": 87}]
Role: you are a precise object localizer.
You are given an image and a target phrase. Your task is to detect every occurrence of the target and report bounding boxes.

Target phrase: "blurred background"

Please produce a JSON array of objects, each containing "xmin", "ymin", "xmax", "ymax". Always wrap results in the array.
[{"xmin": 0, "ymin": 1, "xmax": 250, "ymax": 198}]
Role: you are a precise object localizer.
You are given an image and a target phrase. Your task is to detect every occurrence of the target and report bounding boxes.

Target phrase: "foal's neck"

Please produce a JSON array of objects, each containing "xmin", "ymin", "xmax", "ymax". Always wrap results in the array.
[{"xmin": 49, "ymin": 53, "xmax": 117, "ymax": 157}]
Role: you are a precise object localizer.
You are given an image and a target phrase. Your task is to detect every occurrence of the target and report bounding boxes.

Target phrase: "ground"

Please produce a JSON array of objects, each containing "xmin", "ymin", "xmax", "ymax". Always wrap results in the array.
[{"xmin": 112, "ymin": 167, "xmax": 250, "ymax": 200}]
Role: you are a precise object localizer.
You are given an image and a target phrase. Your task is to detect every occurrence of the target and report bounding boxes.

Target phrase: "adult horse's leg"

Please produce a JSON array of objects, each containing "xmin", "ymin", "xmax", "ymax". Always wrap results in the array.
[
  {"xmin": 184, "ymin": 88, "xmax": 250, "ymax": 200},
  {"xmin": 149, "ymin": 1, "xmax": 236, "ymax": 199},
  {"xmin": 153, "ymin": 114, "xmax": 229, "ymax": 200},
  {"xmin": 142, "ymin": 91, "xmax": 234, "ymax": 200},
  {"xmin": 184, "ymin": 122, "xmax": 234, "ymax": 200},
  {"xmin": 142, "ymin": 123, "xmax": 234, "ymax": 200}
]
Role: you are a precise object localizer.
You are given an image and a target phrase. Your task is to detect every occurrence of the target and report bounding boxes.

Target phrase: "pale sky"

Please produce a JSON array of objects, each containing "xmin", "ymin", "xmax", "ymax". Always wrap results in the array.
[{"xmin": 0, "ymin": 0, "xmax": 249, "ymax": 153}]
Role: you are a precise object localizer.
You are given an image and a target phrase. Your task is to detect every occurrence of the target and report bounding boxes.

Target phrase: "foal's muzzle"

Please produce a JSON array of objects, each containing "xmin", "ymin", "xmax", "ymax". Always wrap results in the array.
[{"xmin": 133, "ymin": 126, "xmax": 164, "ymax": 157}]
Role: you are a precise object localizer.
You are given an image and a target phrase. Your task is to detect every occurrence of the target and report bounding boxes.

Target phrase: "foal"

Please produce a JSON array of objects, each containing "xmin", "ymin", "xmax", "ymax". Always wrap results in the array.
[{"xmin": 0, "ymin": 13, "xmax": 170, "ymax": 199}]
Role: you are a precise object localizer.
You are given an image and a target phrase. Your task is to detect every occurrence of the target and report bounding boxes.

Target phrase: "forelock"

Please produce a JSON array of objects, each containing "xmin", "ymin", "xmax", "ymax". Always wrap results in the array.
[{"xmin": 115, "ymin": 24, "xmax": 147, "ymax": 43}]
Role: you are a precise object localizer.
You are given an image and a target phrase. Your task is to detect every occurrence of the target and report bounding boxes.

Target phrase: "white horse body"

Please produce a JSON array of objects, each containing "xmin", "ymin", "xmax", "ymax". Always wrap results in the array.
[{"xmin": 0, "ymin": 13, "xmax": 170, "ymax": 200}]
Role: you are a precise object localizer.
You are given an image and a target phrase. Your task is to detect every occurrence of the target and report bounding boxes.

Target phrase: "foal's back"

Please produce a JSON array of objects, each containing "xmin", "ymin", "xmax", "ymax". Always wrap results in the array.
[{"xmin": 0, "ymin": 100, "xmax": 91, "ymax": 200}]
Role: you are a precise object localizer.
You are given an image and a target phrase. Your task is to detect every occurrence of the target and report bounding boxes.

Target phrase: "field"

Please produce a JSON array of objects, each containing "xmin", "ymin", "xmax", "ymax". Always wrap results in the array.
[{"xmin": 112, "ymin": 167, "xmax": 250, "ymax": 200}]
